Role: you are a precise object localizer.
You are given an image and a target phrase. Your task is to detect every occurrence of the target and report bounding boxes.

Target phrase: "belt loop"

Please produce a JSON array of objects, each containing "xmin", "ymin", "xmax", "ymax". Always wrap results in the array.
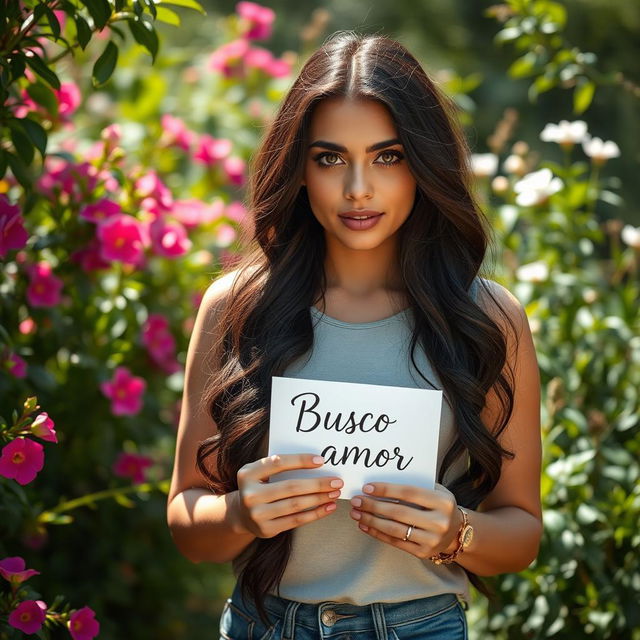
[
  {"xmin": 281, "ymin": 601, "xmax": 300, "ymax": 640},
  {"xmin": 370, "ymin": 603, "xmax": 387, "ymax": 640}
]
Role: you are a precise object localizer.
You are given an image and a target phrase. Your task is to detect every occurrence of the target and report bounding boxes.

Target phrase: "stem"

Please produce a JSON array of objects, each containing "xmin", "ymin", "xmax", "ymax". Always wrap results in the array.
[{"xmin": 37, "ymin": 480, "xmax": 169, "ymax": 520}]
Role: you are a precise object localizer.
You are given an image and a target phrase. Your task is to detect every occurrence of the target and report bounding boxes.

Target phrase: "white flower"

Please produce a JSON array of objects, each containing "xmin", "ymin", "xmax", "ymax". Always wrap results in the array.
[
  {"xmin": 540, "ymin": 120, "xmax": 588, "ymax": 146},
  {"xmin": 516, "ymin": 260, "xmax": 549, "ymax": 283},
  {"xmin": 470, "ymin": 153, "xmax": 498, "ymax": 178},
  {"xmin": 582, "ymin": 135, "xmax": 620, "ymax": 164},
  {"xmin": 503, "ymin": 154, "xmax": 527, "ymax": 176},
  {"xmin": 491, "ymin": 176, "xmax": 510, "ymax": 195},
  {"xmin": 621, "ymin": 224, "xmax": 640, "ymax": 249},
  {"xmin": 513, "ymin": 168, "xmax": 563, "ymax": 207}
]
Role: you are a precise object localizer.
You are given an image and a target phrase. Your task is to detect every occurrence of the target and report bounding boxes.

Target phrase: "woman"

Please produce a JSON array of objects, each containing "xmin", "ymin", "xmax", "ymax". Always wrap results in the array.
[{"xmin": 167, "ymin": 31, "xmax": 542, "ymax": 640}]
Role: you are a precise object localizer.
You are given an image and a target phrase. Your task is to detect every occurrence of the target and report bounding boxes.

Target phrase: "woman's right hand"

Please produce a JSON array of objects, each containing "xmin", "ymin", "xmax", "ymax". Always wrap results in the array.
[{"xmin": 232, "ymin": 454, "xmax": 342, "ymax": 538}]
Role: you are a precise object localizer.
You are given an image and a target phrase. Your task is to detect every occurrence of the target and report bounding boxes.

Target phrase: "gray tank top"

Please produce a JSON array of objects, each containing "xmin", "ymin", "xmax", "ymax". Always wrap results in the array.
[{"xmin": 245, "ymin": 278, "xmax": 482, "ymax": 605}]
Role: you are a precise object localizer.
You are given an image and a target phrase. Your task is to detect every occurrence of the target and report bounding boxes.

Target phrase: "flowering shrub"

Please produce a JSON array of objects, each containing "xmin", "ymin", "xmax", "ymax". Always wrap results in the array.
[
  {"xmin": 1, "ymin": 0, "xmax": 638, "ymax": 638},
  {"xmin": 0, "ymin": 0, "xmax": 293, "ymax": 637}
]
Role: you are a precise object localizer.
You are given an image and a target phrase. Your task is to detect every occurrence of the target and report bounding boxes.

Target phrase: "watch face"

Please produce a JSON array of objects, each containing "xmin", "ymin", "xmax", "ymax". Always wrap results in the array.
[{"xmin": 461, "ymin": 526, "xmax": 474, "ymax": 548}]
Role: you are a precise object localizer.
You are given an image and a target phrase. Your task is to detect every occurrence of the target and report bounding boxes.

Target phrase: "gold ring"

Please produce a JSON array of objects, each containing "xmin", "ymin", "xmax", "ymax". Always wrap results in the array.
[{"xmin": 403, "ymin": 524, "xmax": 414, "ymax": 541}]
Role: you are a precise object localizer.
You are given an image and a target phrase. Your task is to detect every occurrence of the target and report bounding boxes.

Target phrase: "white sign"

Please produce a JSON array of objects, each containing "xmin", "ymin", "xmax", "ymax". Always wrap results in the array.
[{"xmin": 268, "ymin": 376, "xmax": 443, "ymax": 499}]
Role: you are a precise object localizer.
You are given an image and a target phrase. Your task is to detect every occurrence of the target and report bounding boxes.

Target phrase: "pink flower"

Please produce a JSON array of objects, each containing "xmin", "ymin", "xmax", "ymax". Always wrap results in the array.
[
  {"xmin": 4, "ymin": 349, "xmax": 27, "ymax": 378},
  {"xmin": 193, "ymin": 135, "xmax": 232, "ymax": 166},
  {"xmin": 19, "ymin": 317, "xmax": 36, "ymax": 335},
  {"xmin": 100, "ymin": 366, "xmax": 146, "ymax": 416},
  {"xmin": 141, "ymin": 314, "xmax": 181, "ymax": 373},
  {"xmin": 207, "ymin": 38, "xmax": 250, "ymax": 78},
  {"xmin": 0, "ymin": 556, "xmax": 40, "ymax": 585},
  {"xmin": 8, "ymin": 600, "xmax": 47, "ymax": 634},
  {"xmin": 26, "ymin": 261, "xmax": 63, "ymax": 308},
  {"xmin": 215, "ymin": 223, "xmax": 237, "ymax": 247},
  {"xmin": 97, "ymin": 214, "xmax": 148, "ymax": 267},
  {"xmin": 55, "ymin": 82, "xmax": 81, "ymax": 117},
  {"xmin": 37, "ymin": 158, "xmax": 98, "ymax": 200},
  {"xmin": 149, "ymin": 218, "xmax": 192, "ymax": 258},
  {"xmin": 160, "ymin": 114, "xmax": 195, "ymax": 151},
  {"xmin": 0, "ymin": 438, "xmax": 45, "ymax": 485},
  {"xmin": 245, "ymin": 47, "xmax": 291, "ymax": 78},
  {"xmin": 80, "ymin": 198, "xmax": 121, "ymax": 223},
  {"xmin": 134, "ymin": 171, "xmax": 173, "ymax": 210},
  {"xmin": 171, "ymin": 198, "xmax": 225, "ymax": 229},
  {"xmin": 222, "ymin": 156, "xmax": 246, "ymax": 186},
  {"xmin": 101, "ymin": 123, "xmax": 121, "ymax": 147},
  {"xmin": 70, "ymin": 239, "xmax": 112, "ymax": 272},
  {"xmin": 68, "ymin": 606, "xmax": 100, "ymax": 640},
  {"xmin": 226, "ymin": 201, "xmax": 247, "ymax": 223},
  {"xmin": 0, "ymin": 195, "xmax": 29, "ymax": 258},
  {"xmin": 30, "ymin": 412, "xmax": 58, "ymax": 443},
  {"xmin": 112, "ymin": 452, "xmax": 153, "ymax": 484},
  {"xmin": 264, "ymin": 56, "xmax": 292, "ymax": 78},
  {"xmin": 236, "ymin": 1, "xmax": 275, "ymax": 40}
]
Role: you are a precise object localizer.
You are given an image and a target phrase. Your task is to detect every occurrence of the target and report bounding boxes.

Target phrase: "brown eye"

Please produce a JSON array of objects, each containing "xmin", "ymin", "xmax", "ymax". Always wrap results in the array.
[
  {"xmin": 316, "ymin": 152, "xmax": 342, "ymax": 167},
  {"xmin": 376, "ymin": 151, "xmax": 403, "ymax": 166}
]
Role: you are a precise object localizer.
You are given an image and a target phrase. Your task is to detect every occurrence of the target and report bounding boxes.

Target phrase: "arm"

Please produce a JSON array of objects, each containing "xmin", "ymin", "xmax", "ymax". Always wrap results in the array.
[
  {"xmin": 167, "ymin": 271, "xmax": 344, "ymax": 564},
  {"xmin": 349, "ymin": 280, "xmax": 543, "ymax": 576},
  {"xmin": 452, "ymin": 279, "xmax": 543, "ymax": 575},
  {"xmin": 166, "ymin": 270, "xmax": 257, "ymax": 564}
]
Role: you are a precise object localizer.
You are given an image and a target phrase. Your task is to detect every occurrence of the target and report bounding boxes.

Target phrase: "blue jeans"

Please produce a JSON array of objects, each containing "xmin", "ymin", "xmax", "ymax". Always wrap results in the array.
[{"xmin": 219, "ymin": 582, "xmax": 468, "ymax": 640}]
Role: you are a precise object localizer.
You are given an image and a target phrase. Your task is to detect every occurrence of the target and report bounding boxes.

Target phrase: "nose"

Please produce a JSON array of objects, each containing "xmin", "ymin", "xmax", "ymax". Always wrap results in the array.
[{"xmin": 343, "ymin": 165, "xmax": 372, "ymax": 201}]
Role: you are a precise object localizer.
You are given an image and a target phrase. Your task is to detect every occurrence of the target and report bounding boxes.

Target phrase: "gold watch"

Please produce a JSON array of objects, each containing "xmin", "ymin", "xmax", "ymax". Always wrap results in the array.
[{"xmin": 429, "ymin": 506, "xmax": 474, "ymax": 565}]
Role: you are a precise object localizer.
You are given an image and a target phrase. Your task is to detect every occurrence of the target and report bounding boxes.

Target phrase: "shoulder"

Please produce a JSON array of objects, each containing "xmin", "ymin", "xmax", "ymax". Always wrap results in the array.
[
  {"xmin": 473, "ymin": 276, "xmax": 528, "ymax": 336},
  {"xmin": 200, "ymin": 264, "xmax": 260, "ymax": 317}
]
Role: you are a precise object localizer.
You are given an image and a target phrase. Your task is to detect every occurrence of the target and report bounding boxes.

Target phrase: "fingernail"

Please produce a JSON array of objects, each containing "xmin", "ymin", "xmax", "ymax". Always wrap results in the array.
[
  {"xmin": 313, "ymin": 456, "xmax": 325, "ymax": 464},
  {"xmin": 350, "ymin": 510, "xmax": 361, "ymax": 520},
  {"xmin": 351, "ymin": 497, "xmax": 362, "ymax": 507},
  {"xmin": 359, "ymin": 524, "xmax": 369, "ymax": 532},
  {"xmin": 363, "ymin": 484, "xmax": 374, "ymax": 494},
  {"xmin": 325, "ymin": 503, "xmax": 337, "ymax": 512},
  {"xmin": 328, "ymin": 490, "xmax": 340, "ymax": 498},
  {"xmin": 330, "ymin": 479, "xmax": 343, "ymax": 488}
]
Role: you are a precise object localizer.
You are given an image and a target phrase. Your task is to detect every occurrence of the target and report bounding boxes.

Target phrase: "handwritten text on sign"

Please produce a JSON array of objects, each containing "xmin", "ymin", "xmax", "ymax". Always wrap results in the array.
[{"xmin": 268, "ymin": 376, "xmax": 443, "ymax": 499}]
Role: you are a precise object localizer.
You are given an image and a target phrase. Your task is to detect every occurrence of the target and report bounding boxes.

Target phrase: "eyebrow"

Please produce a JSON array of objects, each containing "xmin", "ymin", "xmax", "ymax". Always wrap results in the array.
[{"xmin": 308, "ymin": 138, "xmax": 402, "ymax": 153}]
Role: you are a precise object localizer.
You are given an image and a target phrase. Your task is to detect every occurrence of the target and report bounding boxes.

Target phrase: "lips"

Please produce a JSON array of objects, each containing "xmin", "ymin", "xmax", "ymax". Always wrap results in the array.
[
  {"xmin": 338, "ymin": 209, "xmax": 383, "ymax": 219},
  {"xmin": 338, "ymin": 210, "xmax": 384, "ymax": 231}
]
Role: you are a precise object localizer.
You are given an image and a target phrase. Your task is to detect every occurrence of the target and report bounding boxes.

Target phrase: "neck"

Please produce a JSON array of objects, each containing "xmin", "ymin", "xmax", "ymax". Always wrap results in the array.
[{"xmin": 323, "ymin": 236, "xmax": 404, "ymax": 297}]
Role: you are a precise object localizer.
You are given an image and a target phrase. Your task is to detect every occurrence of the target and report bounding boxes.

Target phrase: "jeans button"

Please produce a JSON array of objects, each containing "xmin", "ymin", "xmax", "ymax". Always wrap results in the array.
[{"xmin": 321, "ymin": 609, "xmax": 337, "ymax": 626}]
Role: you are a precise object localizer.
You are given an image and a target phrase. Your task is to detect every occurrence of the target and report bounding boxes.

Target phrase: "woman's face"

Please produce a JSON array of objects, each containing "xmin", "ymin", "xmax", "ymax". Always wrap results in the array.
[{"xmin": 302, "ymin": 97, "xmax": 417, "ymax": 253}]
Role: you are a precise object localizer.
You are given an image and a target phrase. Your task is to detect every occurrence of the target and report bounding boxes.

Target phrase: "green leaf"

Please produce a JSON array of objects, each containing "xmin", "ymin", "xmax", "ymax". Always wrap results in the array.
[
  {"xmin": 128, "ymin": 18, "xmax": 159, "ymax": 62},
  {"xmin": 157, "ymin": 0, "xmax": 206, "ymax": 14},
  {"xmin": 9, "ymin": 124, "xmax": 34, "ymax": 164},
  {"xmin": 74, "ymin": 15, "xmax": 92, "ymax": 49},
  {"xmin": 143, "ymin": 0, "xmax": 158, "ymax": 18},
  {"xmin": 92, "ymin": 41, "xmax": 119, "ymax": 87},
  {"xmin": 80, "ymin": 0, "xmax": 111, "ymax": 30},
  {"xmin": 115, "ymin": 493, "xmax": 136, "ymax": 508},
  {"xmin": 26, "ymin": 82, "xmax": 59, "ymax": 117},
  {"xmin": 20, "ymin": 118, "xmax": 48, "ymax": 157},
  {"xmin": 9, "ymin": 54, "xmax": 27, "ymax": 82},
  {"xmin": 43, "ymin": 6, "xmax": 61, "ymax": 39},
  {"xmin": 25, "ymin": 52, "xmax": 61, "ymax": 90},
  {"xmin": 155, "ymin": 6, "xmax": 180, "ymax": 25},
  {"xmin": 534, "ymin": 73, "xmax": 557, "ymax": 95},
  {"xmin": 7, "ymin": 152, "xmax": 31, "ymax": 188},
  {"xmin": 0, "ymin": 149, "xmax": 7, "ymax": 179},
  {"xmin": 508, "ymin": 52, "xmax": 538, "ymax": 78},
  {"xmin": 573, "ymin": 80, "xmax": 595, "ymax": 114}
]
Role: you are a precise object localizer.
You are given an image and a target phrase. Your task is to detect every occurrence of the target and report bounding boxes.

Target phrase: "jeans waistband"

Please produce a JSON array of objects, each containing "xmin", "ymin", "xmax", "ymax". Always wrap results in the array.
[{"xmin": 233, "ymin": 583, "xmax": 460, "ymax": 635}]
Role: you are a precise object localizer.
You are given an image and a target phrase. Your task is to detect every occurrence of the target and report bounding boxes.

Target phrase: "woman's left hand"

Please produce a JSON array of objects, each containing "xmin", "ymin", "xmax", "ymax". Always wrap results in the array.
[{"xmin": 349, "ymin": 482, "xmax": 463, "ymax": 559}]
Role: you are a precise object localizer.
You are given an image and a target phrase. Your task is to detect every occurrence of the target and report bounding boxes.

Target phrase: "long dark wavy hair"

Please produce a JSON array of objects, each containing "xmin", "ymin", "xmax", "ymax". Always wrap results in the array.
[{"xmin": 197, "ymin": 31, "xmax": 517, "ymax": 622}]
